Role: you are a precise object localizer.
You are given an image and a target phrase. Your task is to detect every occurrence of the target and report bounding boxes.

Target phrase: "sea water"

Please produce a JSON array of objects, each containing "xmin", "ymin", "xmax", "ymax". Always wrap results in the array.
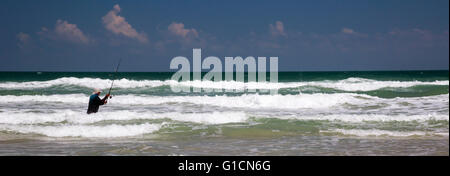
[{"xmin": 0, "ymin": 71, "xmax": 448, "ymax": 155}]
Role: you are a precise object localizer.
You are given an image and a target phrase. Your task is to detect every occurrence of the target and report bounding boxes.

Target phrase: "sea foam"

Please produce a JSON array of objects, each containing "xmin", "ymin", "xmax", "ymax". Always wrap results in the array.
[
  {"xmin": 0, "ymin": 93, "xmax": 447, "ymax": 110},
  {"xmin": 0, "ymin": 77, "xmax": 447, "ymax": 91},
  {"xmin": 0, "ymin": 123, "xmax": 162, "ymax": 138},
  {"xmin": 0, "ymin": 110, "xmax": 249, "ymax": 125},
  {"xmin": 0, "ymin": 109, "xmax": 447, "ymax": 126}
]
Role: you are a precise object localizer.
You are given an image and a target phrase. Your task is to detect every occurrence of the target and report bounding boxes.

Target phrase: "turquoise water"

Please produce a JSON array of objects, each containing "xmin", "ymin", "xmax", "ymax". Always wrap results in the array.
[{"xmin": 0, "ymin": 71, "xmax": 448, "ymax": 155}]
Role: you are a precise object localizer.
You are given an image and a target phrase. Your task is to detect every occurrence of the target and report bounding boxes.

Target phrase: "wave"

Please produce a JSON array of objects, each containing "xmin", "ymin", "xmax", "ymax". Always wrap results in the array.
[
  {"xmin": 0, "ymin": 112, "xmax": 447, "ymax": 138},
  {"xmin": 267, "ymin": 114, "xmax": 449, "ymax": 123},
  {"xmin": 0, "ymin": 123, "xmax": 162, "ymax": 138},
  {"xmin": 0, "ymin": 110, "xmax": 249, "ymax": 125},
  {"xmin": 0, "ymin": 77, "xmax": 168, "ymax": 90},
  {"xmin": 0, "ymin": 93, "xmax": 447, "ymax": 110},
  {"xmin": 0, "ymin": 109, "xmax": 447, "ymax": 126},
  {"xmin": 321, "ymin": 129, "xmax": 449, "ymax": 137},
  {"xmin": 0, "ymin": 77, "xmax": 447, "ymax": 91},
  {"xmin": 0, "ymin": 93, "xmax": 381, "ymax": 109}
]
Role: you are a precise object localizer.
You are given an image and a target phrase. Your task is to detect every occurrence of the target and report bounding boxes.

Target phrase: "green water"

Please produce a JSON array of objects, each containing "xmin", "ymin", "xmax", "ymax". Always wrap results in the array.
[{"xmin": 0, "ymin": 71, "xmax": 448, "ymax": 155}]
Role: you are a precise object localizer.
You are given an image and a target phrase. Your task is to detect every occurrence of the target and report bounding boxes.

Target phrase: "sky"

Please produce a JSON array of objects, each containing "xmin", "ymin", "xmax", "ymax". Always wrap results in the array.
[{"xmin": 0, "ymin": 0, "xmax": 448, "ymax": 72}]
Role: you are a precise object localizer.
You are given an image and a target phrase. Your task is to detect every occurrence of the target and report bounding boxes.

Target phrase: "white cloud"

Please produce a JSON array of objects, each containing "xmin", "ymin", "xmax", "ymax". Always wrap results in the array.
[
  {"xmin": 102, "ymin": 4, "xmax": 148, "ymax": 43},
  {"xmin": 270, "ymin": 21, "xmax": 287, "ymax": 37},
  {"xmin": 17, "ymin": 32, "xmax": 31, "ymax": 48},
  {"xmin": 340, "ymin": 27, "xmax": 368, "ymax": 38},
  {"xmin": 54, "ymin": 20, "xmax": 90, "ymax": 44},
  {"xmin": 341, "ymin": 27, "xmax": 355, "ymax": 34},
  {"xmin": 38, "ymin": 20, "xmax": 91, "ymax": 44},
  {"xmin": 168, "ymin": 22, "xmax": 199, "ymax": 39}
]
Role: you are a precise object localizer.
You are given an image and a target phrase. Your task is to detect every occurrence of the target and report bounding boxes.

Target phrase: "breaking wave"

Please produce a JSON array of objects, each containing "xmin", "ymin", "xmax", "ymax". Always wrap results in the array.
[
  {"xmin": 0, "ymin": 77, "xmax": 447, "ymax": 91},
  {"xmin": 0, "ymin": 110, "xmax": 249, "ymax": 125},
  {"xmin": 0, "ymin": 93, "xmax": 447, "ymax": 110},
  {"xmin": 0, "ymin": 123, "xmax": 162, "ymax": 138}
]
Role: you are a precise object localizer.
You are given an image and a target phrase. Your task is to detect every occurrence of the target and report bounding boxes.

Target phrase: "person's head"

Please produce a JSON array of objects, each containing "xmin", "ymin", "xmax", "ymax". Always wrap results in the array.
[{"xmin": 93, "ymin": 88, "xmax": 102, "ymax": 95}]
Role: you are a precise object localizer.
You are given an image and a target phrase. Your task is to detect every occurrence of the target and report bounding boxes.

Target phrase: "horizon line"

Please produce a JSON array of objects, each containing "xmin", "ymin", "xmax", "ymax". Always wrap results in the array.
[{"xmin": 0, "ymin": 69, "xmax": 448, "ymax": 73}]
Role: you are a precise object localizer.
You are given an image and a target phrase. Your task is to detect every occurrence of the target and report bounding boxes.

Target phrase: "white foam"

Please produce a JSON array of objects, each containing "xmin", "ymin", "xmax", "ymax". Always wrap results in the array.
[
  {"xmin": 0, "ymin": 77, "xmax": 166, "ymax": 90},
  {"xmin": 321, "ymin": 129, "xmax": 446, "ymax": 137},
  {"xmin": 0, "ymin": 110, "xmax": 249, "ymax": 125},
  {"xmin": 0, "ymin": 94, "xmax": 87, "ymax": 103},
  {"xmin": 270, "ymin": 114, "xmax": 449, "ymax": 123},
  {"xmin": 308, "ymin": 78, "xmax": 449, "ymax": 91},
  {"xmin": 0, "ymin": 123, "xmax": 161, "ymax": 138},
  {"xmin": 0, "ymin": 93, "xmax": 373, "ymax": 109},
  {"xmin": 164, "ymin": 111, "xmax": 248, "ymax": 124},
  {"xmin": 0, "ymin": 107, "xmax": 447, "ymax": 126},
  {"xmin": 140, "ymin": 93, "xmax": 368, "ymax": 109},
  {"xmin": 0, "ymin": 77, "xmax": 447, "ymax": 91},
  {"xmin": 180, "ymin": 78, "xmax": 449, "ymax": 91},
  {"xmin": 0, "ymin": 93, "xmax": 448, "ymax": 111}
]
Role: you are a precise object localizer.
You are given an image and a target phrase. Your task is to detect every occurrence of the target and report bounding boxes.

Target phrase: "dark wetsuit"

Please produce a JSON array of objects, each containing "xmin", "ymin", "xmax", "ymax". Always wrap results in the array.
[{"xmin": 87, "ymin": 94, "xmax": 108, "ymax": 114}]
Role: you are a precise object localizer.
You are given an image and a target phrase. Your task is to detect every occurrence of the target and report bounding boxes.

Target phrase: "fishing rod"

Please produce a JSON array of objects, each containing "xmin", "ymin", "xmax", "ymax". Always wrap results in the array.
[{"xmin": 108, "ymin": 58, "xmax": 122, "ymax": 99}]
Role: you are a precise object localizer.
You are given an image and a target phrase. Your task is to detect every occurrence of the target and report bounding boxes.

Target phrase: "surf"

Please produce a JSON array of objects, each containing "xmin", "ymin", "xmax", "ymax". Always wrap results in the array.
[
  {"xmin": 0, "ymin": 93, "xmax": 448, "ymax": 111},
  {"xmin": 0, "ymin": 77, "xmax": 447, "ymax": 92}
]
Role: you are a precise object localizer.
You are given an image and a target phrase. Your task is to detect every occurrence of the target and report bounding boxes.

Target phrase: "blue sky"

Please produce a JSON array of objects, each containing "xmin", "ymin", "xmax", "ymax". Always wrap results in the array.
[{"xmin": 1, "ymin": 0, "xmax": 448, "ymax": 71}]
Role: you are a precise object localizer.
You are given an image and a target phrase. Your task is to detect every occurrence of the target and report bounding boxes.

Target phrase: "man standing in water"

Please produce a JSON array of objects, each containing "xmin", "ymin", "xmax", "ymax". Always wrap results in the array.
[{"xmin": 87, "ymin": 88, "xmax": 110, "ymax": 114}]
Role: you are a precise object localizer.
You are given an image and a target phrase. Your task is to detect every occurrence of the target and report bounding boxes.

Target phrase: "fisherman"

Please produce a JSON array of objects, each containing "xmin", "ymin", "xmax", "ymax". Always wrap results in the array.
[{"xmin": 87, "ymin": 88, "xmax": 110, "ymax": 114}]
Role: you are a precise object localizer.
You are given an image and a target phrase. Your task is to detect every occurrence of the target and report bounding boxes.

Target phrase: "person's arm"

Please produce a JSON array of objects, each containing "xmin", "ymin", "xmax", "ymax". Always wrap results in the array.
[
  {"xmin": 93, "ymin": 95, "xmax": 106, "ymax": 105},
  {"xmin": 100, "ymin": 94, "xmax": 110, "ymax": 104}
]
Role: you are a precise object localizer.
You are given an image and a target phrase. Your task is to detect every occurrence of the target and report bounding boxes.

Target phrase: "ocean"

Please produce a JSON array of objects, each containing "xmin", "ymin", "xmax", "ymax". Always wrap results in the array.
[{"xmin": 0, "ymin": 71, "xmax": 448, "ymax": 155}]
